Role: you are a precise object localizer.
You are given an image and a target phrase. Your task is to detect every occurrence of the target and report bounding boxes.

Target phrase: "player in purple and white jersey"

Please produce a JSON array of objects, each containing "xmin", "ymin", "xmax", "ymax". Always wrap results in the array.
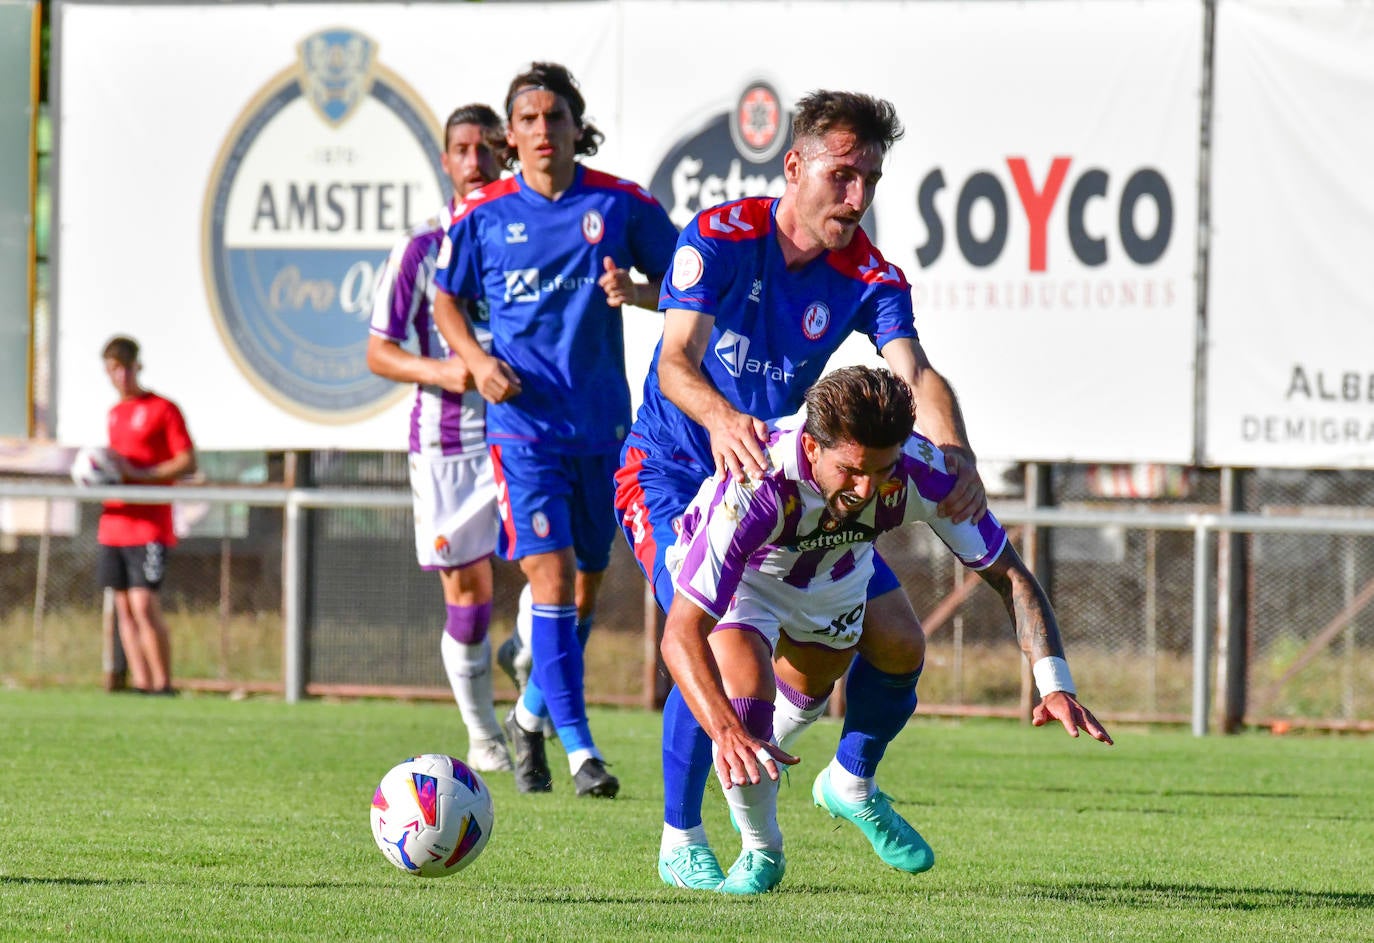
[
  {"xmin": 432, "ymin": 63, "xmax": 679, "ymax": 799},
  {"xmin": 367, "ymin": 104, "xmax": 514, "ymax": 774},
  {"xmin": 614, "ymin": 90, "xmax": 992, "ymax": 888},
  {"xmin": 660, "ymin": 367, "xmax": 1112, "ymax": 894}
]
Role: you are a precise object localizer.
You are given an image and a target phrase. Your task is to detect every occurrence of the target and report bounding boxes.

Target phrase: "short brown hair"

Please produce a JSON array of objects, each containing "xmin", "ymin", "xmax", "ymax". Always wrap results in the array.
[
  {"xmin": 804, "ymin": 366, "xmax": 914, "ymax": 450},
  {"xmin": 791, "ymin": 90, "xmax": 904, "ymax": 155},
  {"xmin": 102, "ymin": 335, "xmax": 139, "ymax": 367},
  {"xmin": 444, "ymin": 103, "xmax": 503, "ymax": 152}
]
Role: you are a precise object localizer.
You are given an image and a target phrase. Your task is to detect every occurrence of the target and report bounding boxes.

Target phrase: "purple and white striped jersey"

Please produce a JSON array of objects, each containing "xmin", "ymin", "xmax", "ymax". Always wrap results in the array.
[
  {"xmin": 370, "ymin": 205, "xmax": 491, "ymax": 458},
  {"xmin": 668, "ymin": 413, "xmax": 1008, "ymax": 621}
]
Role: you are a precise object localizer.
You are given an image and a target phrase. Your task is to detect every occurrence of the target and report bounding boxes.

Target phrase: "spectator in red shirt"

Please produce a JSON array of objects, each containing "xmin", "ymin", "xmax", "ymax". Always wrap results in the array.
[{"xmin": 97, "ymin": 336, "xmax": 197, "ymax": 695}]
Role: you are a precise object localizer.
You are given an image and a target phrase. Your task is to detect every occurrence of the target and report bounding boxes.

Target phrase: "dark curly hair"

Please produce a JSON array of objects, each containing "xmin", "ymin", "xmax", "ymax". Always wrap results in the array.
[
  {"xmin": 804, "ymin": 366, "xmax": 914, "ymax": 450},
  {"xmin": 499, "ymin": 61, "xmax": 604, "ymax": 168}
]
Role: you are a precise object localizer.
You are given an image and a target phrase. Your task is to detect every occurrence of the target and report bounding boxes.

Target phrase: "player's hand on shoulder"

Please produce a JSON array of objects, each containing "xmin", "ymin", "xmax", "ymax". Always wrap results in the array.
[
  {"xmin": 936, "ymin": 447, "xmax": 987, "ymax": 524},
  {"xmin": 1032, "ymin": 691, "xmax": 1114, "ymax": 745},
  {"xmin": 708, "ymin": 411, "xmax": 770, "ymax": 481},
  {"xmin": 599, "ymin": 255, "xmax": 633, "ymax": 308}
]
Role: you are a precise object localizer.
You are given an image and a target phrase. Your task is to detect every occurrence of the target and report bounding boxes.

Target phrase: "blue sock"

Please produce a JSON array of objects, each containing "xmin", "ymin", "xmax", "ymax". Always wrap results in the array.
[
  {"xmin": 530, "ymin": 603, "xmax": 592, "ymax": 752},
  {"xmin": 521, "ymin": 613, "xmax": 592, "ymax": 721},
  {"xmin": 661, "ymin": 685, "xmax": 713, "ymax": 830},
  {"xmin": 835, "ymin": 656, "xmax": 922, "ymax": 778}
]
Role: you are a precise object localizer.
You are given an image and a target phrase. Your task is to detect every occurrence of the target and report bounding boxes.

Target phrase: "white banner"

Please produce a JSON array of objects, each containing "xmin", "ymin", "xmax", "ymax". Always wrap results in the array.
[
  {"xmin": 1205, "ymin": 0, "xmax": 1374, "ymax": 468},
  {"xmin": 56, "ymin": 1, "xmax": 1202, "ymax": 459}
]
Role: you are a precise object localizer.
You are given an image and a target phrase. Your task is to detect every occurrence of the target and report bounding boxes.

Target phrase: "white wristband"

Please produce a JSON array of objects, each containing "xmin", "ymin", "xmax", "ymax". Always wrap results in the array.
[{"xmin": 1033, "ymin": 656, "xmax": 1076, "ymax": 697}]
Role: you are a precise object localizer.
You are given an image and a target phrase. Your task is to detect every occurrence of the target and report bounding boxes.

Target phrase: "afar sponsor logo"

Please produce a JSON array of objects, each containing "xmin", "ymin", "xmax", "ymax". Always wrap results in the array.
[
  {"xmin": 505, "ymin": 268, "xmax": 540, "ymax": 303},
  {"xmin": 912, "ymin": 157, "xmax": 1180, "ymax": 314},
  {"xmin": 714, "ymin": 329, "xmax": 800, "ymax": 383},
  {"xmin": 203, "ymin": 28, "xmax": 445, "ymax": 420},
  {"xmin": 503, "ymin": 268, "xmax": 596, "ymax": 303}
]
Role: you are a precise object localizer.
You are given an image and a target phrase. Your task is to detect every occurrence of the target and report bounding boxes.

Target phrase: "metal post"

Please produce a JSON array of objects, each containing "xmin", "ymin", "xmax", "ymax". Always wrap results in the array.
[
  {"xmin": 1191, "ymin": 521, "xmax": 1212, "ymax": 735},
  {"xmin": 283, "ymin": 492, "xmax": 303, "ymax": 703}
]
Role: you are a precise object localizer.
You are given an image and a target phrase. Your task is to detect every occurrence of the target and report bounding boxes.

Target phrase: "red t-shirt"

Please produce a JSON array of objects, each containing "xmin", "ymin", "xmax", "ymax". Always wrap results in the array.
[{"xmin": 97, "ymin": 392, "xmax": 194, "ymax": 547}]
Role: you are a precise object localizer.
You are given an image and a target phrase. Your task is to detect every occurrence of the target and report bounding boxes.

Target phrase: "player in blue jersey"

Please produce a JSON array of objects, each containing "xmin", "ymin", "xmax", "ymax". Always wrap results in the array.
[
  {"xmin": 432, "ymin": 62, "xmax": 679, "ymax": 798},
  {"xmin": 660, "ymin": 367, "xmax": 1112, "ymax": 894},
  {"xmin": 368, "ymin": 104, "xmax": 519, "ymax": 773},
  {"xmin": 614, "ymin": 91, "xmax": 998, "ymax": 887}
]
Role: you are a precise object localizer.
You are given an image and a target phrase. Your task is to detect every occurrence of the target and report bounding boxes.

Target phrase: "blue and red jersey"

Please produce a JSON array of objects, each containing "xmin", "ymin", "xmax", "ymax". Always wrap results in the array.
[
  {"xmin": 629, "ymin": 196, "xmax": 919, "ymax": 470},
  {"xmin": 435, "ymin": 165, "xmax": 678, "ymax": 454}
]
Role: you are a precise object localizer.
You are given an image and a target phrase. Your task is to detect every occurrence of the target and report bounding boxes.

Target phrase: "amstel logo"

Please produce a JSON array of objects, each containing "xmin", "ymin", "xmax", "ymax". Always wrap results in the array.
[{"xmin": 202, "ymin": 28, "xmax": 446, "ymax": 420}]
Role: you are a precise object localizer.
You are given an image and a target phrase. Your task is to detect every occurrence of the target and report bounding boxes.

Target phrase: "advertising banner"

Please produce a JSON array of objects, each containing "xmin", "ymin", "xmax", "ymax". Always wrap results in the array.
[
  {"xmin": 0, "ymin": 0, "xmax": 37, "ymax": 438},
  {"xmin": 55, "ymin": 1, "xmax": 1202, "ymax": 460},
  {"xmin": 1205, "ymin": 0, "xmax": 1374, "ymax": 468}
]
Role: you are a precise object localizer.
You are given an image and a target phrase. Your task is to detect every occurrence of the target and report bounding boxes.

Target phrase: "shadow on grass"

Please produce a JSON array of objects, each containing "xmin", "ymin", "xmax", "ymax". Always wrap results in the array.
[{"xmin": 1020, "ymin": 880, "xmax": 1374, "ymax": 911}]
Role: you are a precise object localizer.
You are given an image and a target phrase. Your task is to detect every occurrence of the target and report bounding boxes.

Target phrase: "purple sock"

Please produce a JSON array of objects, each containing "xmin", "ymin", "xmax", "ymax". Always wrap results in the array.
[
  {"xmin": 729, "ymin": 696, "xmax": 774, "ymax": 740},
  {"xmin": 443, "ymin": 602, "xmax": 491, "ymax": 644},
  {"xmin": 776, "ymin": 675, "xmax": 830, "ymax": 712}
]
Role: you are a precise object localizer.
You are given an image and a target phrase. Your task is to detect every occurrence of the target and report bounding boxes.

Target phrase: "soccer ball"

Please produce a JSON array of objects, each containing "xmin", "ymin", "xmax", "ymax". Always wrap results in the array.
[
  {"xmin": 370, "ymin": 754, "xmax": 494, "ymax": 877},
  {"xmin": 70, "ymin": 445, "xmax": 120, "ymax": 486}
]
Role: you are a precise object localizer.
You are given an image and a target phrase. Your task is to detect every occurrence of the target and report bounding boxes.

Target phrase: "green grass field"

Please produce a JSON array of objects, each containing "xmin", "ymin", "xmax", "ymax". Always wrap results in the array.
[{"xmin": 2, "ymin": 689, "xmax": 1370, "ymax": 942}]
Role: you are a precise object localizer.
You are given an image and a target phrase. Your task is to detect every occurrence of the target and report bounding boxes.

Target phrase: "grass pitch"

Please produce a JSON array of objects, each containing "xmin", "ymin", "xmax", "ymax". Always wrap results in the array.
[{"xmin": 1, "ymin": 689, "xmax": 1370, "ymax": 942}]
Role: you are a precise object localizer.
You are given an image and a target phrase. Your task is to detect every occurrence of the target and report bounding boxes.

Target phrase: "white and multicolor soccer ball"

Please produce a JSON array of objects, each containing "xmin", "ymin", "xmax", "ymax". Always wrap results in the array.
[
  {"xmin": 370, "ymin": 754, "xmax": 494, "ymax": 877},
  {"xmin": 69, "ymin": 445, "xmax": 120, "ymax": 487}
]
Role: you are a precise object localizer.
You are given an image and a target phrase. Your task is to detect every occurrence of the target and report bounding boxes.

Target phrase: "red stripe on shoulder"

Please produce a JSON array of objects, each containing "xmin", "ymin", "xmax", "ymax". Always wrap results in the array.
[
  {"xmin": 449, "ymin": 177, "xmax": 520, "ymax": 225},
  {"xmin": 825, "ymin": 227, "xmax": 910, "ymax": 289},
  {"xmin": 694, "ymin": 198, "xmax": 774, "ymax": 243},
  {"xmin": 581, "ymin": 168, "xmax": 658, "ymax": 204}
]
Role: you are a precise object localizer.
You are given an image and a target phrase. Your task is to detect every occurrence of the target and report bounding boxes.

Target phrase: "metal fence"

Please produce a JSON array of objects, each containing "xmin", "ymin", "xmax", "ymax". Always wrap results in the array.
[{"xmin": 3, "ymin": 465, "xmax": 1372, "ymax": 734}]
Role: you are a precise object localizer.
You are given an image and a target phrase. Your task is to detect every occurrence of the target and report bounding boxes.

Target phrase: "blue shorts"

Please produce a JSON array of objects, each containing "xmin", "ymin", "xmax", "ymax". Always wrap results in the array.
[
  {"xmin": 489, "ymin": 443, "xmax": 619, "ymax": 572},
  {"xmin": 614, "ymin": 436, "xmax": 901, "ymax": 613}
]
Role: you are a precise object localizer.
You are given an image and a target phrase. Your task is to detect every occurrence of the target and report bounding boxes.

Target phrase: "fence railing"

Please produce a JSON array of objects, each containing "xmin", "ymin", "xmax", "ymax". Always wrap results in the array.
[{"xmin": 3, "ymin": 479, "xmax": 1372, "ymax": 734}]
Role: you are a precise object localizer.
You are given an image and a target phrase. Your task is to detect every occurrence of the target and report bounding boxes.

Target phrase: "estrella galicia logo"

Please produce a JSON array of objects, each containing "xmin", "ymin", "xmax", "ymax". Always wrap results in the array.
[
  {"xmin": 202, "ymin": 28, "xmax": 446, "ymax": 421},
  {"xmin": 650, "ymin": 80, "xmax": 878, "ymax": 240},
  {"xmin": 649, "ymin": 81, "xmax": 790, "ymax": 230}
]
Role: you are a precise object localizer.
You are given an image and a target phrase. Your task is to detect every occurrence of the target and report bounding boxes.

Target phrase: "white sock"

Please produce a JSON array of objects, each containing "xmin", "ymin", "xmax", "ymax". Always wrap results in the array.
[
  {"xmin": 723, "ymin": 775, "xmax": 783, "ymax": 852},
  {"xmin": 827, "ymin": 757, "xmax": 876, "ymax": 804},
  {"xmin": 513, "ymin": 699, "xmax": 544, "ymax": 734},
  {"xmin": 440, "ymin": 635, "xmax": 502, "ymax": 742},
  {"xmin": 773, "ymin": 689, "xmax": 830, "ymax": 753},
  {"xmin": 567, "ymin": 747, "xmax": 602, "ymax": 775},
  {"xmin": 661, "ymin": 823, "xmax": 709, "ymax": 855}
]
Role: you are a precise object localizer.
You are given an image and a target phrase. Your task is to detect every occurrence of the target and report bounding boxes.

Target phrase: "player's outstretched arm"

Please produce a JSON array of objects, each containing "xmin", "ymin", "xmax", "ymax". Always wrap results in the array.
[
  {"xmin": 658, "ymin": 307, "xmax": 769, "ymax": 479},
  {"xmin": 882, "ymin": 337, "xmax": 986, "ymax": 523},
  {"xmin": 432, "ymin": 289, "xmax": 522, "ymax": 403},
  {"xmin": 661, "ymin": 595, "xmax": 798, "ymax": 787},
  {"xmin": 975, "ymin": 543, "xmax": 1114, "ymax": 745}
]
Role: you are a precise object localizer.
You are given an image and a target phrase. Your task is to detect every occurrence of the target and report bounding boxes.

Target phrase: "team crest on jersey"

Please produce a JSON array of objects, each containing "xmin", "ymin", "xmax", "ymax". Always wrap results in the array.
[
  {"xmin": 649, "ymin": 80, "xmax": 790, "ymax": 229},
  {"xmin": 879, "ymin": 478, "xmax": 905, "ymax": 508},
  {"xmin": 801, "ymin": 302, "xmax": 831, "ymax": 340},
  {"xmin": 581, "ymin": 210, "xmax": 604, "ymax": 244},
  {"xmin": 203, "ymin": 29, "xmax": 445, "ymax": 421},
  {"xmin": 531, "ymin": 512, "xmax": 551, "ymax": 539},
  {"xmin": 433, "ymin": 535, "xmax": 451, "ymax": 556}
]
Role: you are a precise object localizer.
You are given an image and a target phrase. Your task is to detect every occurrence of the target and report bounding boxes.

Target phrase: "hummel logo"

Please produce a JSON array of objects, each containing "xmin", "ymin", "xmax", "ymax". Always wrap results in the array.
[
  {"xmin": 748, "ymin": 279, "xmax": 762, "ymax": 303},
  {"xmin": 859, "ymin": 254, "xmax": 898, "ymax": 282},
  {"xmin": 506, "ymin": 223, "xmax": 528, "ymax": 244},
  {"xmin": 706, "ymin": 205, "xmax": 755, "ymax": 235}
]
